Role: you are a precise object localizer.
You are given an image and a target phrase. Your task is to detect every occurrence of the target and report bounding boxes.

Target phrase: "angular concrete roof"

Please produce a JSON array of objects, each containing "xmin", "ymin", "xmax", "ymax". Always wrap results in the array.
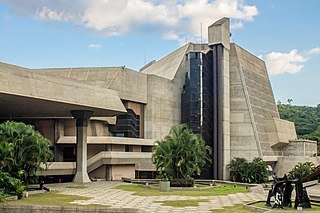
[
  {"xmin": 32, "ymin": 66, "xmax": 133, "ymax": 87},
  {"xmin": 32, "ymin": 66, "xmax": 148, "ymax": 104},
  {"xmin": 140, "ymin": 44, "xmax": 190, "ymax": 80},
  {"xmin": 0, "ymin": 62, "xmax": 126, "ymax": 118}
]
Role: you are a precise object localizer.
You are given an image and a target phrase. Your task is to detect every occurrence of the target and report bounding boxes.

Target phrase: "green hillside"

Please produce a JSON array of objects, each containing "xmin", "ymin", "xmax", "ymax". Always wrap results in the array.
[
  {"xmin": 278, "ymin": 104, "xmax": 320, "ymax": 137},
  {"xmin": 278, "ymin": 103, "xmax": 320, "ymax": 154}
]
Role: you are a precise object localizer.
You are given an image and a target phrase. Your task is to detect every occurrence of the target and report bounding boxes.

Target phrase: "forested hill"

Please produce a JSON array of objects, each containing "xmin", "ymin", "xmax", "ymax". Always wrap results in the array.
[{"xmin": 278, "ymin": 104, "xmax": 320, "ymax": 141}]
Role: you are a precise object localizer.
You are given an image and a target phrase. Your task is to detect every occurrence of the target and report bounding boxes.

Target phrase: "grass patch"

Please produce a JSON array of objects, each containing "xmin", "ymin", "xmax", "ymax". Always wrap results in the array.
[
  {"xmin": 156, "ymin": 199, "xmax": 209, "ymax": 207},
  {"xmin": 64, "ymin": 185, "xmax": 88, "ymax": 189},
  {"xmin": 212, "ymin": 205, "xmax": 258, "ymax": 212},
  {"xmin": 8, "ymin": 191, "xmax": 108, "ymax": 208},
  {"xmin": 251, "ymin": 201, "xmax": 320, "ymax": 211},
  {"xmin": 146, "ymin": 183, "xmax": 209, "ymax": 188},
  {"xmin": 115, "ymin": 184, "xmax": 248, "ymax": 196}
]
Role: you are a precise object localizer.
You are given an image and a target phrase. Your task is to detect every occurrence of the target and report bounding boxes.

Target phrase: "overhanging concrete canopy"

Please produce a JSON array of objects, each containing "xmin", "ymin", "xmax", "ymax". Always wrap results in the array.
[
  {"xmin": 0, "ymin": 69, "xmax": 127, "ymax": 118},
  {"xmin": 56, "ymin": 136, "xmax": 155, "ymax": 146}
]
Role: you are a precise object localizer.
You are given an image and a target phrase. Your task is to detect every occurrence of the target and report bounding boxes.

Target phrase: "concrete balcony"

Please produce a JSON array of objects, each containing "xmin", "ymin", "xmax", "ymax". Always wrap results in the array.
[
  {"xmin": 264, "ymin": 118, "xmax": 297, "ymax": 148},
  {"xmin": 40, "ymin": 151, "xmax": 154, "ymax": 176}
]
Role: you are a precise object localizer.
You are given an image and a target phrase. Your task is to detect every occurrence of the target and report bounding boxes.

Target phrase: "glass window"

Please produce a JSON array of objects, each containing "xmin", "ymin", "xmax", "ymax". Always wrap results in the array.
[{"xmin": 116, "ymin": 133, "xmax": 125, "ymax": 137}]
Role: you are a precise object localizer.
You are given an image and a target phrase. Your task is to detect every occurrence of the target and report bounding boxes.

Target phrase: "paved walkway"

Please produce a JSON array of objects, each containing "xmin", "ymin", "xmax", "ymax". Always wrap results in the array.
[
  {"xmin": 49, "ymin": 181, "xmax": 266, "ymax": 213},
  {"xmin": 307, "ymin": 183, "xmax": 320, "ymax": 195}
]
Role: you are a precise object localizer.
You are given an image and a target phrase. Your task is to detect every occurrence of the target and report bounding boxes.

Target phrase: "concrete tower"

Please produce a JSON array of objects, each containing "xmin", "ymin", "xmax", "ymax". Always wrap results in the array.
[{"xmin": 208, "ymin": 18, "xmax": 231, "ymax": 180}]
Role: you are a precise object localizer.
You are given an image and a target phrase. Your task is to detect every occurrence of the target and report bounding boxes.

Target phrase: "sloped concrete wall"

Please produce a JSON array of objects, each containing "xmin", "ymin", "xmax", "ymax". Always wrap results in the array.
[
  {"xmin": 229, "ymin": 44, "xmax": 260, "ymax": 161},
  {"xmin": 230, "ymin": 44, "xmax": 286, "ymax": 161},
  {"xmin": 235, "ymin": 45, "xmax": 281, "ymax": 157}
]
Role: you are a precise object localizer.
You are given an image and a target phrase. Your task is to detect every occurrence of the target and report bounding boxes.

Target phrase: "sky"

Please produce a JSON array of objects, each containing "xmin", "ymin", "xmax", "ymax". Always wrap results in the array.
[{"xmin": 0, "ymin": 0, "xmax": 319, "ymax": 106}]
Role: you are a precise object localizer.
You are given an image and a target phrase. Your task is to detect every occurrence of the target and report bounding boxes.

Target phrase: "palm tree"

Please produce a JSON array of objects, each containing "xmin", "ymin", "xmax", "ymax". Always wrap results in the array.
[
  {"xmin": 0, "ymin": 121, "xmax": 53, "ymax": 183},
  {"xmin": 152, "ymin": 124, "xmax": 212, "ymax": 179}
]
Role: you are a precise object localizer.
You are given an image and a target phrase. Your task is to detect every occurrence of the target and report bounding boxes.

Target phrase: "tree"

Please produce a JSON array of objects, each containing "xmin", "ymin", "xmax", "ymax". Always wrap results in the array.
[
  {"xmin": 152, "ymin": 124, "xmax": 212, "ymax": 180},
  {"xmin": 0, "ymin": 121, "xmax": 53, "ymax": 184}
]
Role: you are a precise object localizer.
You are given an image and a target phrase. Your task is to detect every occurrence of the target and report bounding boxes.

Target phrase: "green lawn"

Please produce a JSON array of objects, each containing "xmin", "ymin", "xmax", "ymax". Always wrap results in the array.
[
  {"xmin": 146, "ymin": 183, "xmax": 212, "ymax": 188},
  {"xmin": 115, "ymin": 183, "xmax": 248, "ymax": 196},
  {"xmin": 156, "ymin": 199, "xmax": 209, "ymax": 207},
  {"xmin": 252, "ymin": 201, "xmax": 320, "ymax": 211},
  {"xmin": 212, "ymin": 205, "xmax": 258, "ymax": 213},
  {"xmin": 8, "ymin": 191, "xmax": 108, "ymax": 208}
]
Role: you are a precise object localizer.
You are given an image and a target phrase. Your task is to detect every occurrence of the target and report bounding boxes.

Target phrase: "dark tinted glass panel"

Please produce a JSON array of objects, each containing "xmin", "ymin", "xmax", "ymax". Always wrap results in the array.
[
  {"xmin": 63, "ymin": 146, "xmax": 76, "ymax": 162},
  {"xmin": 181, "ymin": 50, "xmax": 214, "ymax": 179},
  {"xmin": 110, "ymin": 109, "xmax": 140, "ymax": 138}
]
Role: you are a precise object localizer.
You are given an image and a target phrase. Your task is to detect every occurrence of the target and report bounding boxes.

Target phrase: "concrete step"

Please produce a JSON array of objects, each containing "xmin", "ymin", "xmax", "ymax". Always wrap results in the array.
[{"xmin": 310, "ymin": 194, "xmax": 320, "ymax": 202}]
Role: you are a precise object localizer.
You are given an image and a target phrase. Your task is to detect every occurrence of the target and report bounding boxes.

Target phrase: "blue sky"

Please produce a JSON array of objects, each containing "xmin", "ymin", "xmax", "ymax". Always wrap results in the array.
[{"xmin": 0, "ymin": 0, "xmax": 319, "ymax": 106}]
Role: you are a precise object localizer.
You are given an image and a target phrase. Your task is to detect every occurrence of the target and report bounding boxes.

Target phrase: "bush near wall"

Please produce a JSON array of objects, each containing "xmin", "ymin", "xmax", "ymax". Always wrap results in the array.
[
  {"xmin": 0, "ymin": 172, "xmax": 25, "ymax": 199},
  {"xmin": 170, "ymin": 178, "xmax": 194, "ymax": 187},
  {"xmin": 227, "ymin": 157, "xmax": 268, "ymax": 184},
  {"xmin": 0, "ymin": 121, "xmax": 53, "ymax": 201},
  {"xmin": 288, "ymin": 162, "xmax": 316, "ymax": 180}
]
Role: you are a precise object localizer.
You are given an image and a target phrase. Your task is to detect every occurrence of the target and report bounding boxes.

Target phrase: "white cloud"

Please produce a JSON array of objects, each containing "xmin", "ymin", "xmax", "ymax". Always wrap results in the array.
[
  {"xmin": 265, "ymin": 49, "xmax": 308, "ymax": 75},
  {"xmin": 3, "ymin": 0, "xmax": 258, "ymax": 41},
  {"xmin": 306, "ymin": 47, "xmax": 320, "ymax": 55},
  {"xmin": 86, "ymin": 44, "xmax": 102, "ymax": 49},
  {"xmin": 264, "ymin": 47, "xmax": 320, "ymax": 75},
  {"xmin": 35, "ymin": 6, "xmax": 75, "ymax": 22},
  {"xmin": 82, "ymin": 0, "xmax": 177, "ymax": 36},
  {"xmin": 231, "ymin": 22, "xmax": 244, "ymax": 29}
]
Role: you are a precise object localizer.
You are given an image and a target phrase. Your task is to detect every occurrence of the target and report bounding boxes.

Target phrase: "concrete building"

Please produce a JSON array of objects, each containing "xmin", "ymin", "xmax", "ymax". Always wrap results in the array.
[{"xmin": 0, "ymin": 18, "xmax": 318, "ymax": 182}]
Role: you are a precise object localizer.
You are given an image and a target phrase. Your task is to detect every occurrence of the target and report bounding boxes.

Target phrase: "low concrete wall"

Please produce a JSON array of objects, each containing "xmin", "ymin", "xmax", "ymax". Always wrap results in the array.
[
  {"xmin": 0, "ymin": 205, "xmax": 143, "ymax": 213},
  {"xmin": 111, "ymin": 165, "xmax": 135, "ymax": 180},
  {"xmin": 274, "ymin": 156, "xmax": 320, "ymax": 177},
  {"xmin": 283, "ymin": 139, "xmax": 317, "ymax": 157}
]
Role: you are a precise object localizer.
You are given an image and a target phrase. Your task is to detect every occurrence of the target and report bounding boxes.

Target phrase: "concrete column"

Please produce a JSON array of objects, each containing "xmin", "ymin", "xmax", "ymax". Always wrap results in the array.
[
  {"xmin": 71, "ymin": 110, "xmax": 94, "ymax": 183},
  {"xmin": 209, "ymin": 17, "xmax": 231, "ymax": 180}
]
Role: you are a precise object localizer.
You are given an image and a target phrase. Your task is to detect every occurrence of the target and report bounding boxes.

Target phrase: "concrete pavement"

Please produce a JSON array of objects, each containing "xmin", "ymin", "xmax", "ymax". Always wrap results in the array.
[{"xmin": 49, "ymin": 181, "xmax": 266, "ymax": 213}]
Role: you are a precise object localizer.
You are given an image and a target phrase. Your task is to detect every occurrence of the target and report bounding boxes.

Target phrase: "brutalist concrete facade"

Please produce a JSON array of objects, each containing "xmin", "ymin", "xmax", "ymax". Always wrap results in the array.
[
  {"xmin": 0, "ymin": 17, "xmax": 318, "ymax": 181},
  {"xmin": 142, "ymin": 17, "xmax": 319, "ymax": 179}
]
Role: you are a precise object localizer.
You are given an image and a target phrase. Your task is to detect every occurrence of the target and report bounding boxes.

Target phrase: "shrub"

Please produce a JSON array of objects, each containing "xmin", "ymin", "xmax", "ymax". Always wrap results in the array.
[
  {"xmin": 247, "ymin": 158, "xmax": 268, "ymax": 184},
  {"xmin": 227, "ymin": 157, "xmax": 268, "ymax": 184},
  {"xmin": 0, "ymin": 121, "xmax": 53, "ymax": 184},
  {"xmin": 227, "ymin": 157, "xmax": 248, "ymax": 182},
  {"xmin": 0, "ymin": 190, "xmax": 7, "ymax": 203},
  {"xmin": 0, "ymin": 172, "xmax": 25, "ymax": 199},
  {"xmin": 288, "ymin": 162, "xmax": 316, "ymax": 180},
  {"xmin": 170, "ymin": 178, "xmax": 194, "ymax": 187}
]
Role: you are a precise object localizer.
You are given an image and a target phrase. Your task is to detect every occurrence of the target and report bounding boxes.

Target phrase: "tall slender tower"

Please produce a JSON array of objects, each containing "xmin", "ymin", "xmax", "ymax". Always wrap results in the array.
[{"xmin": 208, "ymin": 18, "xmax": 231, "ymax": 180}]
